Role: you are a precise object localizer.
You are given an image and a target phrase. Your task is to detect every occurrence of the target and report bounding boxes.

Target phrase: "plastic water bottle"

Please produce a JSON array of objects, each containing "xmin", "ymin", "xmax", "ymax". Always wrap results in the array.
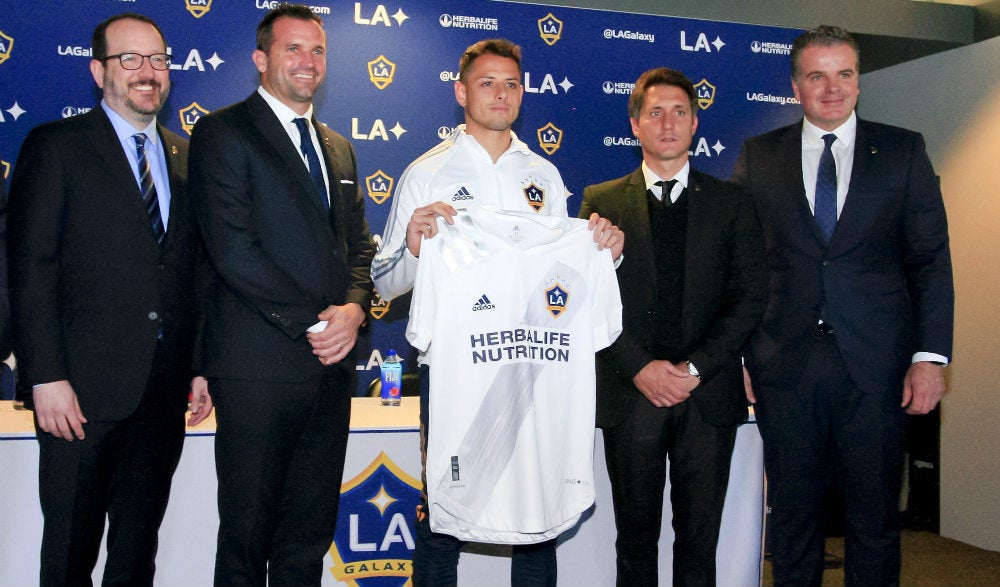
[{"xmin": 380, "ymin": 349, "xmax": 403, "ymax": 406}]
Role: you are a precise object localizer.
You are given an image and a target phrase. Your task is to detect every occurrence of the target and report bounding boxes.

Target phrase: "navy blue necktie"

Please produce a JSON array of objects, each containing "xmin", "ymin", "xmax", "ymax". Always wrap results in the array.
[
  {"xmin": 815, "ymin": 133, "xmax": 838, "ymax": 241},
  {"xmin": 293, "ymin": 117, "xmax": 330, "ymax": 211},
  {"xmin": 132, "ymin": 133, "xmax": 165, "ymax": 244}
]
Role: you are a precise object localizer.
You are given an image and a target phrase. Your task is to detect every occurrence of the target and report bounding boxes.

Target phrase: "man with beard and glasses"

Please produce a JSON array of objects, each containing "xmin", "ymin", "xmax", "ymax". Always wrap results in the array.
[
  {"xmin": 8, "ymin": 12, "xmax": 209, "ymax": 587},
  {"xmin": 189, "ymin": 5, "xmax": 375, "ymax": 586}
]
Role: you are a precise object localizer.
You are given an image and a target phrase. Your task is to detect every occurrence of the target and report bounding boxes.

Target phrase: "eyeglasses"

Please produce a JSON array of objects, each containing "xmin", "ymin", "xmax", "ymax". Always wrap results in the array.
[{"xmin": 102, "ymin": 52, "xmax": 172, "ymax": 71}]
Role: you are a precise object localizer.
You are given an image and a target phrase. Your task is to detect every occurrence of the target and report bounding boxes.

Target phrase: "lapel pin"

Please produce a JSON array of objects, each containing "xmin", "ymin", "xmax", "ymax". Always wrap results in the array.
[
  {"xmin": 870, "ymin": 145, "xmax": 878, "ymax": 154},
  {"xmin": 171, "ymin": 146, "xmax": 179, "ymax": 155}
]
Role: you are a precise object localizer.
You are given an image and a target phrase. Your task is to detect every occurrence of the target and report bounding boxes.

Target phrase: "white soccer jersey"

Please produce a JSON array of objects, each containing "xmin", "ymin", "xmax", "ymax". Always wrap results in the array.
[
  {"xmin": 371, "ymin": 126, "xmax": 570, "ymax": 302},
  {"xmin": 407, "ymin": 207, "xmax": 623, "ymax": 544}
]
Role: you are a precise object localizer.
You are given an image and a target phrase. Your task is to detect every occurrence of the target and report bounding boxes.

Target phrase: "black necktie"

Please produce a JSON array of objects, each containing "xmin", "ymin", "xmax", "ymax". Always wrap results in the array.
[
  {"xmin": 815, "ymin": 133, "xmax": 838, "ymax": 240},
  {"xmin": 132, "ymin": 133, "xmax": 165, "ymax": 244},
  {"xmin": 293, "ymin": 117, "xmax": 330, "ymax": 211},
  {"xmin": 651, "ymin": 179, "xmax": 678, "ymax": 208}
]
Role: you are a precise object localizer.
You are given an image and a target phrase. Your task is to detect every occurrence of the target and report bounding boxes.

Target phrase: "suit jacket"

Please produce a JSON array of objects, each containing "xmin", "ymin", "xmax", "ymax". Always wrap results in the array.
[
  {"xmin": 732, "ymin": 118, "xmax": 954, "ymax": 395},
  {"xmin": 580, "ymin": 167, "xmax": 766, "ymax": 428},
  {"xmin": 0, "ymin": 150, "xmax": 10, "ymax": 361},
  {"xmin": 189, "ymin": 92, "xmax": 375, "ymax": 382},
  {"xmin": 8, "ymin": 107, "xmax": 200, "ymax": 420}
]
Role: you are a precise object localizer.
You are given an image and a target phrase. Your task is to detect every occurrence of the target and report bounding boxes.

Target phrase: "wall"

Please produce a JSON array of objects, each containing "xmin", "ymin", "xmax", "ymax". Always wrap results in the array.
[{"xmin": 862, "ymin": 36, "xmax": 1000, "ymax": 552}]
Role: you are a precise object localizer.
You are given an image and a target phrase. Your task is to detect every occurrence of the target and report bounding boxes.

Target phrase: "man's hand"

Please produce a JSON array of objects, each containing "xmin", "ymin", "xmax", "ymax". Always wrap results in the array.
[
  {"xmin": 632, "ymin": 360, "xmax": 699, "ymax": 408},
  {"xmin": 406, "ymin": 202, "xmax": 458, "ymax": 257},
  {"xmin": 187, "ymin": 376, "xmax": 213, "ymax": 426},
  {"xmin": 902, "ymin": 361, "xmax": 946, "ymax": 415},
  {"xmin": 307, "ymin": 303, "xmax": 367, "ymax": 365},
  {"xmin": 32, "ymin": 380, "xmax": 87, "ymax": 441},
  {"xmin": 586, "ymin": 213, "xmax": 625, "ymax": 262}
]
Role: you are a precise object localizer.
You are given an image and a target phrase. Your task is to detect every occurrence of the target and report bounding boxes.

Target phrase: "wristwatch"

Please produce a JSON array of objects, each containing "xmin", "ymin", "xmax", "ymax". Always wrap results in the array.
[{"xmin": 687, "ymin": 361, "xmax": 701, "ymax": 379}]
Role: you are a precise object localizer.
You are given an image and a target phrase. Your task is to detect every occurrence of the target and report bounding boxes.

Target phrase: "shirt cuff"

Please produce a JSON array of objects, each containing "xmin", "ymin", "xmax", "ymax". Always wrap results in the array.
[{"xmin": 912, "ymin": 352, "xmax": 948, "ymax": 366}]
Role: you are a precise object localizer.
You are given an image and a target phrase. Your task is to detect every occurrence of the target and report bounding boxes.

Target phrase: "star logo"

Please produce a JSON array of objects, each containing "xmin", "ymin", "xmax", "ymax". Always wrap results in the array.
[
  {"xmin": 537, "ymin": 13, "xmax": 563, "ymax": 46},
  {"xmin": 185, "ymin": 0, "xmax": 212, "ymax": 19},
  {"xmin": 329, "ymin": 452, "xmax": 421, "ymax": 586}
]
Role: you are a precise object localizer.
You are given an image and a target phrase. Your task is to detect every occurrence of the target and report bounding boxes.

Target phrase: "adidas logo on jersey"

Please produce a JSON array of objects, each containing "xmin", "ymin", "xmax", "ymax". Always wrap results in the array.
[
  {"xmin": 471, "ymin": 294, "xmax": 495, "ymax": 311},
  {"xmin": 451, "ymin": 186, "xmax": 474, "ymax": 201}
]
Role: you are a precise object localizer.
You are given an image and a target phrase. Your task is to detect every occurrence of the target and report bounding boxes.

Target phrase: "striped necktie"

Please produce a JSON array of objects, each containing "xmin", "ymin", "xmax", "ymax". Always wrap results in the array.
[{"xmin": 133, "ymin": 133, "xmax": 165, "ymax": 244}]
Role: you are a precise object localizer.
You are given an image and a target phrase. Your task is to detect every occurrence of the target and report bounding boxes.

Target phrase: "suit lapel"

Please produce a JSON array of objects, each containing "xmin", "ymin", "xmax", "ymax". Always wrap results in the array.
[
  {"xmin": 87, "ymin": 109, "xmax": 165, "ymax": 250},
  {"xmin": 245, "ymin": 94, "xmax": 332, "ymax": 220},
  {"xmin": 621, "ymin": 169, "xmax": 657, "ymax": 302},
  {"xmin": 776, "ymin": 122, "xmax": 829, "ymax": 245},
  {"xmin": 315, "ymin": 120, "xmax": 345, "ymax": 239},
  {"xmin": 158, "ymin": 127, "xmax": 182, "ymax": 250},
  {"xmin": 87, "ymin": 109, "xmax": 143, "ymax": 204},
  {"xmin": 829, "ymin": 120, "xmax": 879, "ymax": 252}
]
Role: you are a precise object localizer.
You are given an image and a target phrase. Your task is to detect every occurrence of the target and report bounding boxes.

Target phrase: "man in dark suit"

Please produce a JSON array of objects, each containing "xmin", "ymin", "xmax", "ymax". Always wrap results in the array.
[
  {"xmin": 8, "ymin": 13, "xmax": 210, "ymax": 587},
  {"xmin": 580, "ymin": 68, "xmax": 766, "ymax": 587},
  {"xmin": 188, "ymin": 5, "xmax": 375, "ymax": 586},
  {"xmin": 0, "ymin": 148, "xmax": 11, "ymax": 383},
  {"xmin": 733, "ymin": 25, "xmax": 954, "ymax": 587}
]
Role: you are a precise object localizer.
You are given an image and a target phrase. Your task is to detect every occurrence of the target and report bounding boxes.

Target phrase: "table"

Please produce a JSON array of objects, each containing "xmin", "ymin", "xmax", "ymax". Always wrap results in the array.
[{"xmin": 0, "ymin": 399, "xmax": 764, "ymax": 586}]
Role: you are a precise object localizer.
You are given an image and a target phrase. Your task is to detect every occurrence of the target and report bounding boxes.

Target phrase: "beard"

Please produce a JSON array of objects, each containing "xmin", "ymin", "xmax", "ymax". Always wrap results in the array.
[{"xmin": 103, "ymin": 75, "xmax": 169, "ymax": 123}]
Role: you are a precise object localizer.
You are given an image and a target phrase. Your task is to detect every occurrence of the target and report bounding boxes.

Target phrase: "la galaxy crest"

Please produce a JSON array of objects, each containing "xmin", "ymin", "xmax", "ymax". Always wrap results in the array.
[
  {"xmin": 693, "ymin": 78, "xmax": 716, "ymax": 110},
  {"xmin": 537, "ymin": 13, "xmax": 563, "ymax": 46},
  {"xmin": 545, "ymin": 282, "xmax": 569, "ymax": 317},
  {"xmin": 370, "ymin": 289, "xmax": 391, "ymax": 320},
  {"xmin": 329, "ymin": 452, "xmax": 421, "ymax": 586},
  {"xmin": 0, "ymin": 29, "xmax": 13, "ymax": 65},
  {"xmin": 179, "ymin": 102, "xmax": 210, "ymax": 136},
  {"xmin": 366, "ymin": 170, "xmax": 395, "ymax": 205},
  {"xmin": 536, "ymin": 122, "xmax": 563, "ymax": 155},
  {"xmin": 367, "ymin": 55, "xmax": 397, "ymax": 90},
  {"xmin": 185, "ymin": 0, "xmax": 212, "ymax": 19},
  {"xmin": 522, "ymin": 180, "xmax": 545, "ymax": 212}
]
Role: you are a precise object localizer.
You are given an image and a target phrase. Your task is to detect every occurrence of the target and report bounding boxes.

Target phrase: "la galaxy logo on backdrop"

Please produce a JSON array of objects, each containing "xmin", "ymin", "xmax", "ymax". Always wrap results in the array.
[
  {"xmin": 367, "ymin": 56, "xmax": 396, "ymax": 90},
  {"xmin": 179, "ymin": 102, "xmax": 210, "ymax": 135},
  {"xmin": 693, "ymin": 79, "xmax": 716, "ymax": 110},
  {"xmin": 329, "ymin": 453, "xmax": 420, "ymax": 586},
  {"xmin": 0, "ymin": 29, "xmax": 13, "ymax": 65},
  {"xmin": 185, "ymin": 0, "xmax": 212, "ymax": 18},
  {"xmin": 354, "ymin": 3, "xmax": 409, "ymax": 26},
  {"xmin": 536, "ymin": 122, "xmax": 563, "ymax": 155},
  {"xmin": 537, "ymin": 13, "xmax": 563, "ymax": 46},
  {"xmin": 366, "ymin": 170, "xmax": 395, "ymax": 205},
  {"xmin": 369, "ymin": 290, "xmax": 390, "ymax": 320}
]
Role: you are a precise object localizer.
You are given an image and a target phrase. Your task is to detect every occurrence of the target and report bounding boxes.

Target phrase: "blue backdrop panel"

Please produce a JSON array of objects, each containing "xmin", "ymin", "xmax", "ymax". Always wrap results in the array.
[{"xmin": 0, "ymin": 1, "xmax": 802, "ymax": 394}]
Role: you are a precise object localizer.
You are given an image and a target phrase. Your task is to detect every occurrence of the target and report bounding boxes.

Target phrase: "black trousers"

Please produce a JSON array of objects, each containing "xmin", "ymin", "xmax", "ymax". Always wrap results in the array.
[
  {"xmin": 755, "ymin": 330, "xmax": 908, "ymax": 587},
  {"xmin": 602, "ymin": 394, "xmax": 737, "ymax": 587},
  {"xmin": 411, "ymin": 365, "xmax": 557, "ymax": 587},
  {"xmin": 211, "ymin": 367, "xmax": 352, "ymax": 587},
  {"xmin": 36, "ymin": 342, "xmax": 187, "ymax": 587}
]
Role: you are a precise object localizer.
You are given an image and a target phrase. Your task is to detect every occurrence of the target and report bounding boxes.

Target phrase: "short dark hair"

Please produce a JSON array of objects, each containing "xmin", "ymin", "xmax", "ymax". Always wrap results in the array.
[
  {"xmin": 92, "ymin": 13, "xmax": 166, "ymax": 61},
  {"xmin": 790, "ymin": 25, "xmax": 860, "ymax": 79},
  {"xmin": 458, "ymin": 39, "xmax": 522, "ymax": 81},
  {"xmin": 629, "ymin": 67, "xmax": 697, "ymax": 119},
  {"xmin": 256, "ymin": 3, "xmax": 323, "ymax": 52}
]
